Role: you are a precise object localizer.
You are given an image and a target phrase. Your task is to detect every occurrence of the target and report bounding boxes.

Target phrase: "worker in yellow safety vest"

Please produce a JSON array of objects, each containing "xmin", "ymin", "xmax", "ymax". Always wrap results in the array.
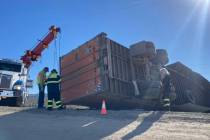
[
  {"xmin": 45, "ymin": 69, "xmax": 64, "ymax": 110},
  {"xmin": 37, "ymin": 67, "xmax": 49, "ymax": 109}
]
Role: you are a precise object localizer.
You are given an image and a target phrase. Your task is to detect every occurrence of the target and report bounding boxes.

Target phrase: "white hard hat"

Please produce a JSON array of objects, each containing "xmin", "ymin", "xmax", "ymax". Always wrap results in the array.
[{"xmin": 160, "ymin": 68, "xmax": 170, "ymax": 79}]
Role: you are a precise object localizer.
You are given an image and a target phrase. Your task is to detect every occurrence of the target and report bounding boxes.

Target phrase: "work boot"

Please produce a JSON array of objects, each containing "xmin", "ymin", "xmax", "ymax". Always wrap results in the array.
[
  {"xmin": 47, "ymin": 107, "xmax": 53, "ymax": 111},
  {"xmin": 38, "ymin": 107, "xmax": 45, "ymax": 109},
  {"xmin": 57, "ymin": 105, "xmax": 65, "ymax": 110},
  {"xmin": 162, "ymin": 98, "xmax": 170, "ymax": 111}
]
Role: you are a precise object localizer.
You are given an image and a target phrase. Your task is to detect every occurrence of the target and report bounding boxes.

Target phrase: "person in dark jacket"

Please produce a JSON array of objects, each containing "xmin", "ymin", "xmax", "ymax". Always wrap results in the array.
[
  {"xmin": 45, "ymin": 69, "xmax": 63, "ymax": 110},
  {"xmin": 160, "ymin": 68, "xmax": 171, "ymax": 110}
]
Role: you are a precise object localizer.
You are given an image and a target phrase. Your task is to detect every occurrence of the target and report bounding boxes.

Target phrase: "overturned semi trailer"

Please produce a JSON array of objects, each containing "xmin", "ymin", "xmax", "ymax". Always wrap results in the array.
[
  {"xmin": 60, "ymin": 33, "xmax": 138, "ymax": 109},
  {"xmin": 60, "ymin": 33, "xmax": 210, "ymax": 112},
  {"xmin": 167, "ymin": 62, "xmax": 210, "ymax": 112}
]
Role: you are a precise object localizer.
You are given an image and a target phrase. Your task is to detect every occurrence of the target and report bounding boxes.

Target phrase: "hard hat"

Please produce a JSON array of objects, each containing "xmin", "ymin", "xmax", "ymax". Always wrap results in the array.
[
  {"xmin": 160, "ymin": 68, "xmax": 170, "ymax": 79},
  {"xmin": 44, "ymin": 67, "xmax": 49, "ymax": 72},
  {"xmin": 51, "ymin": 69, "xmax": 58, "ymax": 73}
]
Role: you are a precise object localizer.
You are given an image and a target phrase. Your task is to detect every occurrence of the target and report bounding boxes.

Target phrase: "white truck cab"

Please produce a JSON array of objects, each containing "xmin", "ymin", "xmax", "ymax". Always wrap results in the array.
[{"xmin": 0, "ymin": 59, "xmax": 32, "ymax": 106}]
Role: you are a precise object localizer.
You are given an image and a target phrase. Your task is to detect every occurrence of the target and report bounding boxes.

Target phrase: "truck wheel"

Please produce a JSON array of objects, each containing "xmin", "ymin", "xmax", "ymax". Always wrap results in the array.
[
  {"xmin": 9, "ymin": 97, "xmax": 23, "ymax": 107},
  {"xmin": 15, "ymin": 97, "xmax": 23, "ymax": 107}
]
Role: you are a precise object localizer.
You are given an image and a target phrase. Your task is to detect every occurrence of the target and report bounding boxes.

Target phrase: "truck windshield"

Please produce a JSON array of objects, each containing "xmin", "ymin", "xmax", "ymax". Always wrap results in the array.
[{"xmin": 0, "ymin": 62, "xmax": 22, "ymax": 72}]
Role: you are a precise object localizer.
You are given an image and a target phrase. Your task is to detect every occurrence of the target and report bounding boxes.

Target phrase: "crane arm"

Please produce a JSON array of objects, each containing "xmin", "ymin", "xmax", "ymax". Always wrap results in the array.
[{"xmin": 21, "ymin": 25, "xmax": 60, "ymax": 68}]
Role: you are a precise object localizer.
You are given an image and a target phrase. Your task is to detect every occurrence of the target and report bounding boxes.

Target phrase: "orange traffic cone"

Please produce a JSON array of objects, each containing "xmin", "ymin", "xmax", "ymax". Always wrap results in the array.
[{"xmin": 100, "ymin": 100, "xmax": 107, "ymax": 115}]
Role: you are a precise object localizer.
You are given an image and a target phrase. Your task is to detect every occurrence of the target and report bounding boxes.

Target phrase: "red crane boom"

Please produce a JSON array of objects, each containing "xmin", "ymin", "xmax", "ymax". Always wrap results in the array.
[{"xmin": 21, "ymin": 25, "xmax": 60, "ymax": 68}]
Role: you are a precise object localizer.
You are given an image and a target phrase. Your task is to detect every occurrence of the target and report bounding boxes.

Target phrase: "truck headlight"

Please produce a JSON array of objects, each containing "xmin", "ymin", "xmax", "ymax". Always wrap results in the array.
[{"xmin": 13, "ymin": 85, "xmax": 22, "ymax": 90}]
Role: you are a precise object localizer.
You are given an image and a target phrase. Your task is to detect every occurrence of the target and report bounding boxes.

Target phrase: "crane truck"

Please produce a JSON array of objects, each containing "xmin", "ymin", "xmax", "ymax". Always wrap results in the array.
[{"xmin": 0, "ymin": 25, "xmax": 60, "ymax": 106}]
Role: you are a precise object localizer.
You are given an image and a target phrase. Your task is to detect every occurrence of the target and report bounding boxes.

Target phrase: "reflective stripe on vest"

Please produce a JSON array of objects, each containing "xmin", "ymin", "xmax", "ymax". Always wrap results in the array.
[
  {"xmin": 55, "ymin": 104, "xmax": 62, "ymax": 108},
  {"xmin": 46, "ymin": 73, "xmax": 61, "ymax": 84},
  {"xmin": 163, "ymin": 103, "xmax": 170, "ymax": 107},
  {"xmin": 163, "ymin": 98, "xmax": 170, "ymax": 102},
  {"xmin": 46, "ymin": 80, "xmax": 61, "ymax": 84}
]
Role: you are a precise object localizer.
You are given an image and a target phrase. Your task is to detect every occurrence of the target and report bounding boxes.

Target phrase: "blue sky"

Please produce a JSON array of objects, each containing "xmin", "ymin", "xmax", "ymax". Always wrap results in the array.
[{"xmin": 0, "ymin": 0, "xmax": 210, "ymax": 93}]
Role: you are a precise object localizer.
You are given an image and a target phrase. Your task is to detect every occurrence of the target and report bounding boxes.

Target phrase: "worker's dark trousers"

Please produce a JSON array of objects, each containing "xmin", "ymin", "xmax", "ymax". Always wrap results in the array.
[
  {"xmin": 38, "ymin": 84, "xmax": 45, "ymax": 108},
  {"xmin": 162, "ymin": 76, "xmax": 171, "ymax": 110},
  {"xmin": 47, "ymin": 91, "xmax": 62, "ymax": 110}
]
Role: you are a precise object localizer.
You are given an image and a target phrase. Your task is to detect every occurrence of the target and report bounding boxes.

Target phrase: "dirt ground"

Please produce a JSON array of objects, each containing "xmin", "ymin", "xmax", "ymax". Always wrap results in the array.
[{"xmin": 0, "ymin": 106, "xmax": 210, "ymax": 140}]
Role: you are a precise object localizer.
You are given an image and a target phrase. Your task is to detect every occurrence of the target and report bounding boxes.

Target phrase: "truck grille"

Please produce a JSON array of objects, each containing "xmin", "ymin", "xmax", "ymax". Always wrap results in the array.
[{"xmin": 0, "ymin": 74, "xmax": 12, "ymax": 89}]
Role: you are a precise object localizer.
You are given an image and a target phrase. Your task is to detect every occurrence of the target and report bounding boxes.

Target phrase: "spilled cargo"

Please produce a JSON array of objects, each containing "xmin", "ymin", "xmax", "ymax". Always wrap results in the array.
[{"xmin": 60, "ymin": 33, "xmax": 210, "ymax": 112}]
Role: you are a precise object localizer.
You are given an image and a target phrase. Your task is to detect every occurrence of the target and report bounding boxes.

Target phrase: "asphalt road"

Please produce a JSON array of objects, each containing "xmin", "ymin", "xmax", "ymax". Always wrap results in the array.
[{"xmin": 0, "ymin": 107, "xmax": 210, "ymax": 140}]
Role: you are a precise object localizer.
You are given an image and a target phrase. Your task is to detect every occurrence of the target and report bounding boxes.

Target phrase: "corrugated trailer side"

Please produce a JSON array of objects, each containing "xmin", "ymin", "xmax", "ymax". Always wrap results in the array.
[
  {"xmin": 61, "ymin": 33, "xmax": 103, "ymax": 103},
  {"xmin": 103, "ymin": 38, "xmax": 133, "ymax": 96},
  {"xmin": 60, "ymin": 33, "xmax": 139, "ymax": 108}
]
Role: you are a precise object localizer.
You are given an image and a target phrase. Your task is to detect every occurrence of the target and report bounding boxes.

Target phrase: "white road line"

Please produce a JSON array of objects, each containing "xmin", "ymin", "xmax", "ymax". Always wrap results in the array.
[{"xmin": 82, "ymin": 121, "xmax": 97, "ymax": 127}]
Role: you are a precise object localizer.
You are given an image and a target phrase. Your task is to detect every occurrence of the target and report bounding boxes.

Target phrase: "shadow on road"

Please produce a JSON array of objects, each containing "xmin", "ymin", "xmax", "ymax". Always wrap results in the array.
[
  {"xmin": 0, "ymin": 107, "xmax": 164, "ymax": 140},
  {"xmin": 122, "ymin": 111, "xmax": 163, "ymax": 140}
]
